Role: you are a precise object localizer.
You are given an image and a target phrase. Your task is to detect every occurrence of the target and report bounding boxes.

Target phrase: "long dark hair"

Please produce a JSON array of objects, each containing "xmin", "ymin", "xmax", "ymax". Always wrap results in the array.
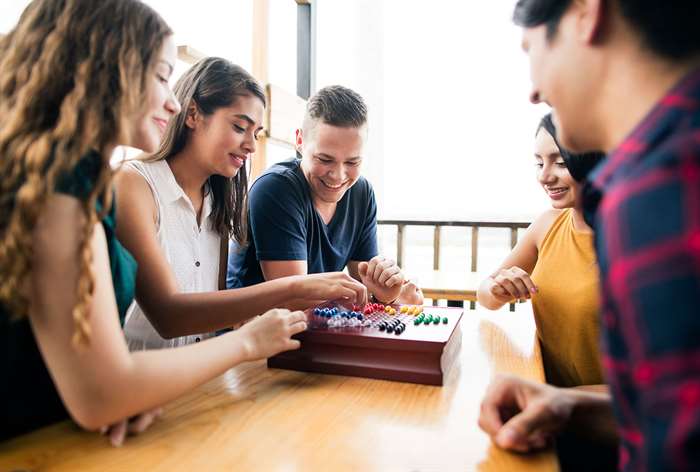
[
  {"xmin": 144, "ymin": 57, "xmax": 266, "ymax": 244},
  {"xmin": 536, "ymin": 114, "xmax": 605, "ymax": 182}
]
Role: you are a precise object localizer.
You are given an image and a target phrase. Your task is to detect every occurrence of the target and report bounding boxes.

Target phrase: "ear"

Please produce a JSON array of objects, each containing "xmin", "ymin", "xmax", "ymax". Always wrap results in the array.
[
  {"xmin": 184, "ymin": 103, "xmax": 199, "ymax": 130},
  {"xmin": 295, "ymin": 128, "xmax": 304, "ymax": 153},
  {"xmin": 575, "ymin": 0, "xmax": 605, "ymax": 45}
]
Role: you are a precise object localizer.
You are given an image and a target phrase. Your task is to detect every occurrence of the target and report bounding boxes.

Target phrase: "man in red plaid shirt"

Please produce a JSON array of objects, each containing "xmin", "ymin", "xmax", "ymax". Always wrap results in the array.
[{"xmin": 478, "ymin": 1, "xmax": 700, "ymax": 470}]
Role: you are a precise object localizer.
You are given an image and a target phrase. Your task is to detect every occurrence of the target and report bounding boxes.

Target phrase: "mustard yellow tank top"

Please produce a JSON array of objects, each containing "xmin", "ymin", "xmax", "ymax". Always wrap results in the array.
[{"xmin": 530, "ymin": 208, "xmax": 604, "ymax": 387}]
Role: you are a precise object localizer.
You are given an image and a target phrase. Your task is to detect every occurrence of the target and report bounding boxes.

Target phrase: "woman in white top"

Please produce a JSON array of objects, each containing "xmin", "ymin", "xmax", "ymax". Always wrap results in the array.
[{"xmin": 115, "ymin": 58, "xmax": 368, "ymax": 350}]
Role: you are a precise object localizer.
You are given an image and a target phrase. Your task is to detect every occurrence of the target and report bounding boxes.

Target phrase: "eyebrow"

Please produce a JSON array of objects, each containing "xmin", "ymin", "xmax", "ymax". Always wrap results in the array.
[
  {"xmin": 233, "ymin": 114, "xmax": 261, "ymax": 126},
  {"xmin": 534, "ymin": 152, "xmax": 563, "ymax": 159},
  {"xmin": 317, "ymin": 153, "xmax": 362, "ymax": 161}
]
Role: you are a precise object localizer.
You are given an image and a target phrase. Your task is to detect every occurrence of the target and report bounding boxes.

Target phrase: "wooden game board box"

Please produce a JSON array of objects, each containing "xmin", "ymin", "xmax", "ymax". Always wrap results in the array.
[{"xmin": 268, "ymin": 307, "xmax": 463, "ymax": 386}]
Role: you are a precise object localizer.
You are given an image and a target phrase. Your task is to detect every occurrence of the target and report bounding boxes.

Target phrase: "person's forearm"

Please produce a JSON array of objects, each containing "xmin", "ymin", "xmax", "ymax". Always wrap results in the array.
[
  {"xmin": 138, "ymin": 277, "xmax": 300, "ymax": 338},
  {"xmin": 565, "ymin": 388, "xmax": 618, "ymax": 445},
  {"xmin": 73, "ymin": 330, "xmax": 250, "ymax": 429}
]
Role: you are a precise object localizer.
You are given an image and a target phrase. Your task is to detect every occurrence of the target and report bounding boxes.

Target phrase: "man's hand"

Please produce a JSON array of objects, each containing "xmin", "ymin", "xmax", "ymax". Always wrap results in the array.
[
  {"xmin": 357, "ymin": 255, "xmax": 404, "ymax": 304},
  {"xmin": 478, "ymin": 374, "xmax": 576, "ymax": 452},
  {"xmin": 396, "ymin": 280, "xmax": 424, "ymax": 305}
]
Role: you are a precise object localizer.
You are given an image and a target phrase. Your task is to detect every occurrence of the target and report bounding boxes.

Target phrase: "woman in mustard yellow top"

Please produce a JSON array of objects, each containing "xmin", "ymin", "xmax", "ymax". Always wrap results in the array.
[{"xmin": 477, "ymin": 114, "xmax": 605, "ymax": 388}]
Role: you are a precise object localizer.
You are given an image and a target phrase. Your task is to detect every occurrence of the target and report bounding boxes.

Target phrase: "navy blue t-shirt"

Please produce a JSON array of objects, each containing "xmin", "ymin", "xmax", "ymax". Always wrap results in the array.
[{"xmin": 227, "ymin": 158, "xmax": 378, "ymax": 287}]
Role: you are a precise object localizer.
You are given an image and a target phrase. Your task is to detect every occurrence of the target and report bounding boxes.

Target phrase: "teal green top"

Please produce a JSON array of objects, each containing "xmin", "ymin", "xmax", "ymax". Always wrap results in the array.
[
  {"xmin": 1, "ymin": 151, "xmax": 138, "ymax": 441},
  {"xmin": 54, "ymin": 151, "xmax": 137, "ymax": 321}
]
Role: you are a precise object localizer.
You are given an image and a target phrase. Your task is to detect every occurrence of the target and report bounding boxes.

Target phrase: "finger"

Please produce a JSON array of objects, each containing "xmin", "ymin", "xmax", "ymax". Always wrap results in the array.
[
  {"xmin": 495, "ymin": 279, "xmax": 519, "ymax": 301},
  {"xmin": 285, "ymin": 339, "xmax": 302, "ymax": 351},
  {"xmin": 496, "ymin": 403, "xmax": 553, "ymax": 452},
  {"xmin": 517, "ymin": 272, "xmax": 538, "ymax": 294},
  {"xmin": 287, "ymin": 310, "xmax": 307, "ymax": 324},
  {"xmin": 377, "ymin": 265, "xmax": 400, "ymax": 285},
  {"xmin": 357, "ymin": 261, "xmax": 369, "ymax": 278},
  {"xmin": 368, "ymin": 258, "xmax": 383, "ymax": 281},
  {"xmin": 100, "ymin": 425, "xmax": 109, "ymax": 435},
  {"xmin": 511, "ymin": 278, "xmax": 530, "ymax": 300},
  {"xmin": 108, "ymin": 420, "xmax": 128, "ymax": 447},
  {"xmin": 334, "ymin": 286, "xmax": 358, "ymax": 302},
  {"xmin": 289, "ymin": 320, "xmax": 308, "ymax": 335},
  {"xmin": 490, "ymin": 283, "xmax": 508, "ymax": 298},
  {"xmin": 478, "ymin": 396, "xmax": 507, "ymax": 437},
  {"xmin": 385, "ymin": 273, "xmax": 404, "ymax": 288},
  {"xmin": 128, "ymin": 411, "xmax": 156, "ymax": 435},
  {"xmin": 344, "ymin": 281, "xmax": 367, "ymax": 305}
]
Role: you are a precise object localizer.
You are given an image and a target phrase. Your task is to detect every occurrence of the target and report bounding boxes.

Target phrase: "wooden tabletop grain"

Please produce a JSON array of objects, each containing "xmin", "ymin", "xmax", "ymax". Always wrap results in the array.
[{"xmin": 0, "ymin": 305, "xmax": 559, "ymax": 472}]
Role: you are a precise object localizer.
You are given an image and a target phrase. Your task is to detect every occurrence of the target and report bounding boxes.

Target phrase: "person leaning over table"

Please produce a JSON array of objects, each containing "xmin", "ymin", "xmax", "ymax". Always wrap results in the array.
[
  {"xmin": 479, "ymin": 1, "xmax": 700, "ymax": 471},
  {"xmin": 477, "ymin": 113, "xmax": 613, "ymax": 470},
  {"xmin": 114, "ymin": 57, "xmax": 367, "ymax": 351},
  {"xmin": 0, "ymin": 0, "xmax": 307, "ymax": 447}
]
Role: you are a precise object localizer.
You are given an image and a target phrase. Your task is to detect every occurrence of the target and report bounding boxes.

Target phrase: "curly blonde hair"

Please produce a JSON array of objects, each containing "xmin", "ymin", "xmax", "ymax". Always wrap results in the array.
[{"xmin": 0, "ymin": 0, "xmax": 171, "ymax": 347}]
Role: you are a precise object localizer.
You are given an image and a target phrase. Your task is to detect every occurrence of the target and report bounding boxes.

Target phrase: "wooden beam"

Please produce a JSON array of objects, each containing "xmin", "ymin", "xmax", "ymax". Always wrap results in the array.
[
  {"xmin": 251, "ymin": 0, "xmax": 270, "ymax": 180},
  {"xmin": 470, "ymin": 227, "xmax": 479, "ymax": 273},
  {"xmin": 510, "ymin": 227, "xmax": 518, "ymax": 249},
  {"xmin": 266, "ymin": 84, "xmax": 307, "ymax": 147},
  {"xmin": 433, "ymin": 225, "xmax": 441, "ymax": 271},
  {"xmin": 177, "ymin": 45, "xmax": 205, "ymax": 65},
  {"xmin": 396, "ymin": 224, "xmax": 406, "ymax": 268}
]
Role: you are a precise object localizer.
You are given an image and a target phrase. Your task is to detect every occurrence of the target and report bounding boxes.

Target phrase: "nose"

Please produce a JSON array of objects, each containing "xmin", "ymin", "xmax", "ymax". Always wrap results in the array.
[
  {"xmin": 242, "ymin": 131, "xmax": 256, "ymax": 154},
  {"xmin": 165, "ymin": 88, "xmax": 181, "ymax": 116},
  {"xmin": 538, "ymin": 163, "xmax": 557, "ymax": 185},
  {"xmin": 328, "ymin": 162, "xmax": 346, "ymax": 182}
]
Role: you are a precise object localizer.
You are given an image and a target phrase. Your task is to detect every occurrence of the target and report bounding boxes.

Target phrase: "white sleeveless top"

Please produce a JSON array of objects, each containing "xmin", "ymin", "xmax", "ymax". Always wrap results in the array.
[{"xmin": 123, "ymin": 159, "xmax": 220, "ymax": 350}]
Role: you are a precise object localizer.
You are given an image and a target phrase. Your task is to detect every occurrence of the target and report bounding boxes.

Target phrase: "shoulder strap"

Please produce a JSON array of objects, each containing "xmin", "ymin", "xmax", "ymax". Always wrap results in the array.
[{"xmin": 218, "ymin": 236, "xmax": 228, "ymax": 291}]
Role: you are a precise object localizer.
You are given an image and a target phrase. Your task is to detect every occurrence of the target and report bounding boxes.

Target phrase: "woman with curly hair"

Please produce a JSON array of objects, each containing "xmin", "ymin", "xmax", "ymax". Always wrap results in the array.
[{"xmin": 0, "ymin": 0, "xmax": 307, "ymax": 445}]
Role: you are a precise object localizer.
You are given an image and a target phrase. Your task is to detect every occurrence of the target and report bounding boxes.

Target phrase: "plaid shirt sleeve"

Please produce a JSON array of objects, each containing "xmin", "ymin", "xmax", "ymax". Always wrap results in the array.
[{"xmin": 584, "ymin": 69, "xmax": 700, "ymax": 472}]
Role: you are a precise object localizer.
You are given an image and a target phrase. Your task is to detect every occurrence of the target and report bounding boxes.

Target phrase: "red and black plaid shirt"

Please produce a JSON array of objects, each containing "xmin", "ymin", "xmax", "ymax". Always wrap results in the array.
[{"xmin": 583, "ymin": 68, "xmax": 700, "ymax": 471}]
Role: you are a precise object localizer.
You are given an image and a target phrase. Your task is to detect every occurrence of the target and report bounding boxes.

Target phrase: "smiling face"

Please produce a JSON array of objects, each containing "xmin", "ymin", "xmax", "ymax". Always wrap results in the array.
[
  {"xmin": 186, "ymin": 93, "xmax": 264, "ymax": 179},
  {"xmin": 534, "ymin": 127, "xmax": 578, "ymax": 209},
  {"xmin": 298, "ymin": 121, "xmax": 366, "ymax": 207},
  {"xmin": 128, "ymin": 35, "xmax": 181, "ymax": 152}
]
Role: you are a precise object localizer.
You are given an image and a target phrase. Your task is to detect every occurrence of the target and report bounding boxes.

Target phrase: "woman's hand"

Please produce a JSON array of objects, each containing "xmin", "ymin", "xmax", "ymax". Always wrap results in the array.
[
  {"xmin": 237, "ymin": 308, "xmax": 307, "ymax": 361},
  {"xmin": 487, "ymin": 266, "xmax": 538, "ymax": 303},
  {"xmin": 94, "ymin": 407, "xmax": 163, "ymax": 447},
  {"xmin": 292, "ymin": 272, "xmax": 368, "ymax": 307}
]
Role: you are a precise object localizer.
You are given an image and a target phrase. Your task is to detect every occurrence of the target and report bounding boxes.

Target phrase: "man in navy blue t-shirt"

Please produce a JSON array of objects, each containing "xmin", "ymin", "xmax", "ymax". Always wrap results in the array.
[{"xmin": 228, "ymin": 85, "xmax": 422, "ymax": 305}]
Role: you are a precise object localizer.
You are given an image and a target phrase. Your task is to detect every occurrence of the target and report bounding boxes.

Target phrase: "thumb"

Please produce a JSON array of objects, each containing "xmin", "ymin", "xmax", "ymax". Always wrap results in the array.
[
  {"xmin": 358, "ymin": 261, "xmax": 368, "ymax": 278},
  {"xmin": 495, "ymin": 403, "xmax": 550, "ymax": 452}
]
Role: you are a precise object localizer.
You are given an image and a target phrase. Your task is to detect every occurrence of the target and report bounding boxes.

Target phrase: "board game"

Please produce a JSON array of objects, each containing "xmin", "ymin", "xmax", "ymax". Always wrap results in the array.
[{"xmin": 267, "ymin": 303, "xmax": 463, "ymax": 386}]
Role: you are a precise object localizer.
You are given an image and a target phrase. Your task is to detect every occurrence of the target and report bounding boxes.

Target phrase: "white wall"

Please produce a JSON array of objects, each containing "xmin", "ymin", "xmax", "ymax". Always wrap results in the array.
[{"xmin": 3, "ymin": 0, "xmax": 551, "ymax": 222}]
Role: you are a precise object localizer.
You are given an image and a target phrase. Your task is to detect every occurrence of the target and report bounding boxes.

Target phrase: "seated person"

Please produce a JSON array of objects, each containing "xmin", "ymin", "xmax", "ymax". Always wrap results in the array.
[
  {"xmin": 478, "ymin": 114, "xmax": 605, "ymax": 388},
  {"xmin": 480, "ymin": 1, "xmax": 700, "ymax": 470},
  {"xmin": 228, "ymin": 85, "xmax": 422, "ymax": 306},
  {"xmin": 115, "ymin": 58, "xmax": 367, "ymax": 350}
]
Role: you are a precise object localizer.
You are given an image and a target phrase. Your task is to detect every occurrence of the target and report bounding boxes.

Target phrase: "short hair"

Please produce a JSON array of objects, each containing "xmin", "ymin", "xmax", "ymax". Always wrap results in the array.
[
  {"xmin": 302, "ymin": 85, "xmax": 368, "ymax": 134},
  {"xmin": 513, "ymin": 0, "xmax": 700, "ymax": 60},
  {"xmin": 536, "ymin": 114, "xmax": 605, "ymax": 182}
]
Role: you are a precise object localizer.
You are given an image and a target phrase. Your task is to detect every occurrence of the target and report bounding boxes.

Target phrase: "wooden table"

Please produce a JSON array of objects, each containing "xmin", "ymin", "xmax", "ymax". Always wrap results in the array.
[{"xmin": 0, "ymin": 306, "xmax": 558, "ymax": 471}]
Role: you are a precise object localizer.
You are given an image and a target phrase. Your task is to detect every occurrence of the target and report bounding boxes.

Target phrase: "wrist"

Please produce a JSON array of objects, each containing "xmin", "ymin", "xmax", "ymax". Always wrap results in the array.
[
  {"xmin": 228, "ymin": 329, "xmax": 254, "ymax": 362},
  {"xmin": 370, "ymin": 292, "xmax": 397, "ymax": 305}
]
